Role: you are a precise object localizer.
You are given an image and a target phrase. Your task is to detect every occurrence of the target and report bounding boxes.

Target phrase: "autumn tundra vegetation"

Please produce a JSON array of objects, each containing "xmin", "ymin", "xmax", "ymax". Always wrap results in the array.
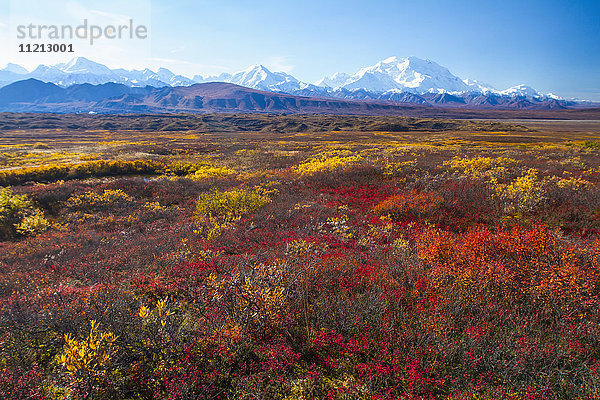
[{"xmin": 2, "ymin": 113, "xmax": 600, "ymax": 399}]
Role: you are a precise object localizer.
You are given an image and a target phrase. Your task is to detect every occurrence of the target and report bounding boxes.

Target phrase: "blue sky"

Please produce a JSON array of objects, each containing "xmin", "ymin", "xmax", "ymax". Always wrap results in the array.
[{"xmin": 1, "ymin": 0, "xmax": 599, "ymax": 100}]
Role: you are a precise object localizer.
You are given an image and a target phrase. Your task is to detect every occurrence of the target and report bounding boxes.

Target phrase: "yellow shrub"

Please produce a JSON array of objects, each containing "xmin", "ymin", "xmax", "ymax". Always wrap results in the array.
[
  {"xmin": 15, "ymin": 209, "xmax": 50, "ymax": 236},
  {"xmin": 196, "ymin": 188, "xmax": 270, "ymax": 221},
  {"xmin": 195, "ymin": 188, "xmax": 271, "ymax": 239},
  {"xmin": 66, "ymin": 189, "xmax": 133, "ymax": 209},
  {"xmin": 556, "ymin": 176, "xmax": 591, "ymax": 190},
  {"xmin": 493, "ymin": 169, "xmax": 547, "ymax": 213},
  {"xmin": 1, "ymin": 186, "xmax": 49, "ymax": 238},
  {"xmin": 296, "ymin": 150, "xmax": 362, "ymax": 177},
  {"xmin": 56, "ymin": 320, "xmax": 117, "ymax": 383},
  {"xmin": 0, "ymin": 186, "xmax": 30, "ymax": 214},
  {"xmin": 445, "ymin": 156, "xmax": 516, "ymax": 179},
  {"xmin": 0, "ymin": 159, "xmax": 168, "ymax": 186},
  {"xmin": 381, "ymin": 159, "xmax": 417, "ymax": 176},
  {"xmin": 193, "ymin": 164, "xmax": 235, "ymax": 179},
  {"xmin": 138, "ymin": 297, "xmax": 174, "ymax": 329}
]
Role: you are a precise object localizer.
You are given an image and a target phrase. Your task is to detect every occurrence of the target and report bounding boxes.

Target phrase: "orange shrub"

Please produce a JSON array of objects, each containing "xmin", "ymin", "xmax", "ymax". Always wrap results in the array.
[{"xmin": 373, "ymin": 191, "xmax": 443, "ymax": 222}]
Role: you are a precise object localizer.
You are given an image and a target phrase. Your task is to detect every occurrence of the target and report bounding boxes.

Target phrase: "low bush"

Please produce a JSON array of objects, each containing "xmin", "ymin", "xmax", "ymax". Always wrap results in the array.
[
  {"xmin": 0, "ymin": 160, "xmax": 234, "ymax": 186},
  {"xmin": 0, "ymin": 187, "xmax": 49, "ymax": 239},
  {"xmin": 195, "ymin": 187, "xmax": 272, "ymax": 239},
  {"xmin": 373, "ymin": 190, "xmax": 443, "ymax": 222}
]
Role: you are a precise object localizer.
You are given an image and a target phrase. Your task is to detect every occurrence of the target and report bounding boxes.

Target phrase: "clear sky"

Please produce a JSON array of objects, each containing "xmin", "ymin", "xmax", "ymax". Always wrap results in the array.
[{"xmin": 0, "ymin": 0, "xmax": 599, "ymax": 100}]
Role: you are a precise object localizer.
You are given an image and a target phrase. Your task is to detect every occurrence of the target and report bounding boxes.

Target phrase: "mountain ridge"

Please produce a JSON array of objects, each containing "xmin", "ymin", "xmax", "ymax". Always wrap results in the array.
[
  {"xmin": 0, "ymin": 79, "xmax": 591, "ymax": 115},
  {"xmin": 2, "ymin": 56, "xmax": 588, "ymax": 104}
]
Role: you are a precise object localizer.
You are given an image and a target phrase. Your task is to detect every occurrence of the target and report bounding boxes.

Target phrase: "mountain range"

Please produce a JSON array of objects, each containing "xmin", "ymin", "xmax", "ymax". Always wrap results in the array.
[
  {"xmin": 1, "ymin": 56, "xmax": 589, "ymax": 107},
  {"xmin": 2, "ymin": 78, "xmax": 598, "ymax": 118},
  {"xmin": 0, "ymin": 58, "xmax": 196, "ymax": 89},
  {"xmin": 0, "ymin": 79, "xmax": 421, "ymax": 114}
]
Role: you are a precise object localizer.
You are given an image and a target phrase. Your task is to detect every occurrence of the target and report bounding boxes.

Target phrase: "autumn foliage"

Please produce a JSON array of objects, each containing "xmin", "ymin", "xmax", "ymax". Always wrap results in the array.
[{"xmin": 2, "ymin": 116, "xmax": 600, "ymax": 399}]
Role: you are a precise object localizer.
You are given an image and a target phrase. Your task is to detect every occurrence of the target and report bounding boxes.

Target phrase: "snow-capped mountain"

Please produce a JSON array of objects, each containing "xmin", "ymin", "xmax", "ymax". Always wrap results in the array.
[
  {"xmin": 0, "ymin": 63, "xmax": 29, "ymax": 86},
  {"xmin": 500, "ymin": 84, "xmax": 542, "ymax": 98},
  {"xmin": 197, "ymin": 64, "xmax": 310, "ymax": 93},
  {"xmin": 545, "ymin": 93, "xmax": 563, "ymax": 100},
  {"xmin": 0, "ymin": 56, "xmax": 589, "ymax": 109},
  {"xmin": 0, "ymin": 56, "xmax": 554, "ymax": 96},
  {"xmin": 305, "ymin": 57, "xmax": 582, "ymax": 107},
  {"xmin": 37, "ymin": 58, "xmax": 118, "ymax": 86},
  {"xmin": 463, "ymin": 79, "xmax": 496, "ymax": 94},
  {"xmin": 317, "ymin": 56, "xmax": 472, "ymax": 94},
  {"xmin": 152, "ymin": 68, "xmax": 196, "ymax": 87},
  {"xmin": 28, "ymin": 65, "xmax": 68, "ymax": 83},
  {"xmin": 0, "ymin": 58, "xmax": 196, "ymax": 88},
  {"xmin": 57, "ymin": 57, "xmax": 113, "ymax": 75},
  {"xmin": 228, "ymin": 65, "xmax": 301, "ymax": 92},
  {"xmin": 1, "ymin": 63, "xmax": 28, "ymax": 75},
  {"xmin": 315, "ymin": 72, "xmax": 352, "ymax": 89}
]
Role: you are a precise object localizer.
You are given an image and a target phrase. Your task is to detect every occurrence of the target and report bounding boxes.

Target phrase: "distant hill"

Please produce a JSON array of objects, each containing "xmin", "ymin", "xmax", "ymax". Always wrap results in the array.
[
  {"xmin": 0, "ymin": 79, "xmax": 598, "ymax": 118},
  {"xmin": 0, "ymin": 80, "xmax": 423, "ymax": 114}
]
